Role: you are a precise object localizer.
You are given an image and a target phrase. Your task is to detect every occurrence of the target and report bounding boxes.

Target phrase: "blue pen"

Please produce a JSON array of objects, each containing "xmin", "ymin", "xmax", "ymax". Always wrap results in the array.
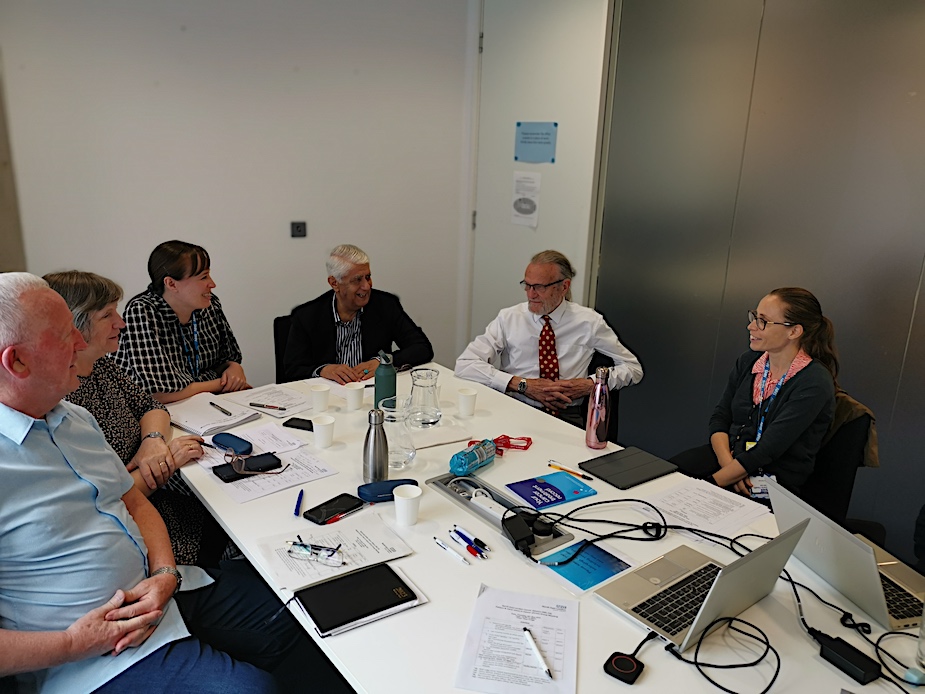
[
  {"xmin": 293, "ymin": 490, "xmax": 304, "ymax": 516},
  {"xmin": 453, "ymin": 526, "xmax": 491, "ymax": 553},
  {"xmin": 450, "ymin": 530, "xmax": 485, "ymax": 558}
]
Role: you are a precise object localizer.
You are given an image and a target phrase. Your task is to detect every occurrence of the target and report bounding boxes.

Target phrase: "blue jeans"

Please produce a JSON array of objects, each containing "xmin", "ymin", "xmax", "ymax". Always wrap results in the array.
[{"xmin": 94, "ymin": 559, "xmax": 351, "ymax": 693}]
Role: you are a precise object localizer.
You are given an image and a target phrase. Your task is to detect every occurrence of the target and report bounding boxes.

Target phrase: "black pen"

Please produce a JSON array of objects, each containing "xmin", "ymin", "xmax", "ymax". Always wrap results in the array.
[
  {"xmin": 209, "ymin": 401, "xmax": 233, "ymax": 417},
  {"xmin": 250, "ymin": 402, "xmax": 287, "ymax": 411}
]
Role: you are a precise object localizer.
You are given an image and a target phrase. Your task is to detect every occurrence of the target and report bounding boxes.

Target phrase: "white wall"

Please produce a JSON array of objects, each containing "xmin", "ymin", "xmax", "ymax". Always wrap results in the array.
[
  {"xmin": 0, "ymin": 0, "xmax": 477, "ymax": 386},
  {"xmin": 470, "ymin": 0, "xmax": 611, "ymax": 337}
]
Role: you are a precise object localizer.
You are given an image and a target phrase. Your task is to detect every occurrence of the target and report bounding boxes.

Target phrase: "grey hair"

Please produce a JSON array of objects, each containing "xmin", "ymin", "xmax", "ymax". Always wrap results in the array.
[
  {"xmin": 0, "ymin": 273, "xmax": 50, "ymax": 348},
  {"xmin": 43, "ymin": 271, "xmax": 124, "ymax": 338},
  {"xmin": 530, "ymin": 249, "xmax": 575, "ymax": 301},
  {"xmin": 326, "ymin": 244, "xmax": 370, "ymax": 281}
]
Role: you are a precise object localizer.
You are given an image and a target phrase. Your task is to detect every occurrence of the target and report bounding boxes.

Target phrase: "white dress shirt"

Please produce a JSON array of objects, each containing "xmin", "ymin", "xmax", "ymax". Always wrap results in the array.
[{"xmin": 454, "ymin": 300, "xmax": 643, "ymax": 408}]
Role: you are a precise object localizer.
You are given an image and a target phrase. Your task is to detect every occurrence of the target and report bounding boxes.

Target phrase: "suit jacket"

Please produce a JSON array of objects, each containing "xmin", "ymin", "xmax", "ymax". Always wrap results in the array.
[{"xmin": 283, "ymin": 289, "xmax": 434, "ymax": 381}]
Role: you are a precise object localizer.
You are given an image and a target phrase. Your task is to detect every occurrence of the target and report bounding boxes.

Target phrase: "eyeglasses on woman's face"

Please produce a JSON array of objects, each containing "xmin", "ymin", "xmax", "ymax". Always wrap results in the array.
[{"xmin": 747, "ymin": 309, "xmax": 796, "ymax": 331}]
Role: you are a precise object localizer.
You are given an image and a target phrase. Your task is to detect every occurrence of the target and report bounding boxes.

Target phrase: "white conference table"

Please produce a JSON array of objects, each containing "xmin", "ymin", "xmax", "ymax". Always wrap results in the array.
[{"xmin": 180, "ymin": 364, "xmax": 914, "ymax": 693}]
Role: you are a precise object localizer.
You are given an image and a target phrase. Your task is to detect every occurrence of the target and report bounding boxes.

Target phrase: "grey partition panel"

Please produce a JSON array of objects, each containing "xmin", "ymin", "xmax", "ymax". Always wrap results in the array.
[
  {"xmin": 712, "ymin": 0, "xmax": 925, "ymax": 416},
  {"xmin": 597, "ymin": 0, "xmax": 925, "ymax": 560},
  {"xmin": 597, "ymin": 0, "xmax": 764, "ymax": 453},
  {"xmin": 716, "ymin": 0, "xmax": 925, "ymax": 558}
]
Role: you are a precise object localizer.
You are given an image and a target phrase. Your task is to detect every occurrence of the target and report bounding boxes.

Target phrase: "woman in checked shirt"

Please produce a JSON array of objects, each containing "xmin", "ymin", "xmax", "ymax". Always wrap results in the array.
[{"xmin": 115, "ymin": 240, "xmax": 250, "ymax": 404}]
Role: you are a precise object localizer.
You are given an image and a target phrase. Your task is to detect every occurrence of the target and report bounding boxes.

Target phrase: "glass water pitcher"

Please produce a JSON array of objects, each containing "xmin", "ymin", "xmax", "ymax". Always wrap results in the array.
[{"xmin": 408, "ymin": 368, "xmax": 442, "ymax": 428}]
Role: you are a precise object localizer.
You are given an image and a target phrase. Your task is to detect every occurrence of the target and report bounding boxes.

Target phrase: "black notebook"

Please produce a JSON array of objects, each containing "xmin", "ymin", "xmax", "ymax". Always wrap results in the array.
[
  {"xmin": 294, "ymin": 563, "xmax": 418, "ymax": 637},
  {"xmin": 579, "ymin": 446, "xmax": 677, "ymax": 490}
]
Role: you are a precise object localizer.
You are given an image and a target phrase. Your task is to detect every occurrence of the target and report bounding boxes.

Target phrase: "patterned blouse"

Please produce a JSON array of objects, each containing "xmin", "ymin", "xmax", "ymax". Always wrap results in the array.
[
  {"xmin": 114, "ymin": 289, "xmax": 243, "ymax": 394},
  {"xmin": 65, "ymin": 355, "xmax": 212, "ymax": 566},
  {"xmin": 66, "ymin": 355, "xmax": 166, "ymax": 464}
]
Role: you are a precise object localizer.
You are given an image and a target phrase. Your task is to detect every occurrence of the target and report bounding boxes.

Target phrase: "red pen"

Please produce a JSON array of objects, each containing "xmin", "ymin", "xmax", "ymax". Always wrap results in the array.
[
  {"xmin": 324, "ymin": 505, "xmax": 366, "ymax": 525},
  {"xmin": 449, "ymin": 530, "xmax": 484, "ymax": 559}
]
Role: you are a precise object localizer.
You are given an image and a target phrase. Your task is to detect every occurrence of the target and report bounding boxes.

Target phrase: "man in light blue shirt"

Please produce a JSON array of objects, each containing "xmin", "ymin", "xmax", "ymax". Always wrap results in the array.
[{"xmin": 0, "ymin": 274, "xmax": 300, "ymax": 693}]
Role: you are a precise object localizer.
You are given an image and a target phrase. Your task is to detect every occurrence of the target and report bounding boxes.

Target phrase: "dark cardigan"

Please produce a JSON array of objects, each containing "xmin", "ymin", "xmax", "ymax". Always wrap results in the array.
[{"xmin": 709, "ymin": 350, "xmax": 835, "ymax": 489}]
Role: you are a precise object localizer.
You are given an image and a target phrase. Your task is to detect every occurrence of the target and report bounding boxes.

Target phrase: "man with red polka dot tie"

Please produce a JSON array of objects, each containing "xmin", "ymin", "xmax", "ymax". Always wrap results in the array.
[{"xmin": 455, "ymin": 250, "xmax": 643, "ymax": 426}]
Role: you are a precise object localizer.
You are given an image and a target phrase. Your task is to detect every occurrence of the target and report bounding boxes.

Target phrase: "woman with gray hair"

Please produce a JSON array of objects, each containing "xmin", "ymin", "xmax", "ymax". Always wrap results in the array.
[{"xmin": 44, "ymin": 270, "xmax": 227, "ymax": 566}]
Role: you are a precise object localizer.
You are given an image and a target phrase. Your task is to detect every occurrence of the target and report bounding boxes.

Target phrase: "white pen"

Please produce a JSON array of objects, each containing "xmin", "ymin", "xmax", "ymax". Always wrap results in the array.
[
  {"xmin": 433, "ymin": 536, "xmax": 470, "ymax": 565},
  {"xmin": 523, "ymin": 627, "xmax": 553, "ymax": 679}
]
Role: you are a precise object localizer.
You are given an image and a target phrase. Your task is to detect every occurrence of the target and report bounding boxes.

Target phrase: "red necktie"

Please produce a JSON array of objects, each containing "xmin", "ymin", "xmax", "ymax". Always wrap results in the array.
[{"xmin": 539, "ymin": 315, "xmax": 560, "ymax": 413}]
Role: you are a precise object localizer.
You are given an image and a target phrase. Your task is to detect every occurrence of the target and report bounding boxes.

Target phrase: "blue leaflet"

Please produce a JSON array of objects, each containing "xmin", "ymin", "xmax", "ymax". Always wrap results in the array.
[{"xmin": 505, "ymin": 471, "xmax": 596, "ymax": 509}]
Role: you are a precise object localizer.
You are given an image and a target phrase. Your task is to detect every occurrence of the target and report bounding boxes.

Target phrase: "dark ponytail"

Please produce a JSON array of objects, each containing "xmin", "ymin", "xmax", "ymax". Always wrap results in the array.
[{"xmin": 770, "ymin": 287, "xmax": 839, "ymax": 382}]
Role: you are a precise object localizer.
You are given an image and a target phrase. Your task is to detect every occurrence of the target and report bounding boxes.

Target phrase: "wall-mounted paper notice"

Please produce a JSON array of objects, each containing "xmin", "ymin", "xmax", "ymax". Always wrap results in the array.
[{"xmin": 512, "ymin": 171, "xmax": 541, "ymax": 228}]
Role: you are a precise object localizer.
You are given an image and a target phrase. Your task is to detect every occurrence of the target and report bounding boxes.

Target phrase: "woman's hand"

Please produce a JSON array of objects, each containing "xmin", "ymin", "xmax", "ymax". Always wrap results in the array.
[
  {"xmin": 220, "ymin": 362, "xmax": 250, "ymax": 392},
  {"xmin": 128, "ymin": 436, "xmax": 176, "ymax": 490},
  {"xmin": 168, "ymin": 436, "xmax": 204, "ymax": 467}
]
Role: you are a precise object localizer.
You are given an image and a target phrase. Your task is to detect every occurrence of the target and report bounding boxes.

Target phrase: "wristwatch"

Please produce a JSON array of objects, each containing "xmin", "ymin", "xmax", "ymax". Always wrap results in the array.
[
  {"xmin": 144, "ymin": 431, "xmax": 165, "ymax": 442},
  {"xmin": 150, "ymin": 566, "xmax": 182, "ymax": 595},
  {"xmin": 517, "ymin": 378, "xmax": 527, "ymax": 395}
]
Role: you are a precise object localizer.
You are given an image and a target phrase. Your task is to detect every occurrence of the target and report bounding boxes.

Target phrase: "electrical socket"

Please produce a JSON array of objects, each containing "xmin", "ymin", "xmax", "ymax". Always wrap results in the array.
[{"xmin": 291, "ymin": 221, "xmax": 307, "ymax": 238}]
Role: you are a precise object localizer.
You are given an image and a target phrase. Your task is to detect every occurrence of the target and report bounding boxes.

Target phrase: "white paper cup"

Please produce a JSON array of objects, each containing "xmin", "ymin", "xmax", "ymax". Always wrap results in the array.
[
  {"xmin": 344, "ymin": 382, "xmax": 365, "ymax": 411},
  {"xmin": 393, "ymin": 484, "xmax": 422, "ymax": 526},
  {"xmin": 311, "ymin": 384, "xmax": 330, "ymax": 412},
  {"xmin": 311, "ymin": 414, "xmax": 335, "ymax": 448},
  {"xmin": 457, "ymin": 388, "xmax": 477, "ymax": 417}
]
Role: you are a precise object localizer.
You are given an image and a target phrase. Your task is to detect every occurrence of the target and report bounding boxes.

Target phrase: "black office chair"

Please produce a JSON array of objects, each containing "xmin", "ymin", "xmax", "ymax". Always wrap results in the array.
[
  {"xmin": 577, "ymin": 352, "xmax": 620, "ymax": 443},
  {"xmin": 273, "ymin": 314, "xmax": 292, "ymax": 384},
  {"xmin": 799, "ymin": 391, "xmax": 883, "ymax": 545}
]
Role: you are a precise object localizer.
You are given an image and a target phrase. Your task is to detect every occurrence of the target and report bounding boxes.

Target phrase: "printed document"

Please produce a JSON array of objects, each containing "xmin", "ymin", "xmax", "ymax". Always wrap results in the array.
[
  {"xmin": 256, "ymin": 513, "xmax": 413, "ymax": 590},
  {"xmin": 455, "ymin": 585, "xmax": 578, "ymax": 694},
  {"xmin": 209, "ymin": 447, "xmax": 337, "ymax": 503},
  {"xmin": 224, "ymin": 384, "xmax": 313, "ymax": 418},
  {"xmin": 644, "ymin": 478, "xmax": 770, "ymax": 538}
]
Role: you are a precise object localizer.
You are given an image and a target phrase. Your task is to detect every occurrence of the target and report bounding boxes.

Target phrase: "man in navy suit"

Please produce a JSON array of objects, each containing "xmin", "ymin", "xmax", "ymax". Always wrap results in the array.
[{"xmin": 284, "ymin": 244, "xmax": 433, "ymax": 383}]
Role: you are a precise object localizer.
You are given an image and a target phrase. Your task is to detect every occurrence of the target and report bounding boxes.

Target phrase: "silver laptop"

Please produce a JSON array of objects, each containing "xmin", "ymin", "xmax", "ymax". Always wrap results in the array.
[
  {"xmin": 595, "ymin": 520, "xmax": 808, "ymax": 652},
  {"xmin": 768, "ymin": 479, "xmax": 925, "ymax": 630}
]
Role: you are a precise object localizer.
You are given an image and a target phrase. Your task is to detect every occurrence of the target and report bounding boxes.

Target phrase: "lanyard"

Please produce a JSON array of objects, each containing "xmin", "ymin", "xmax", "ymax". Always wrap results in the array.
[
  {"xmin": 181, "ymin": 314, "xmax": 200, "ymax": 377},
  {"xmin": 755, "ymin": 358, "xmax": 788, "ymax": 443}
]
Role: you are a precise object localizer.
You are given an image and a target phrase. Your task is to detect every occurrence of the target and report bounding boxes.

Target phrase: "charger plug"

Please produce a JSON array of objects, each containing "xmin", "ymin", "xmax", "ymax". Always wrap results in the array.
[
  {"xmin": 501, "ymin": 513, "xmax": 535, "ymax": 558},
  {"xmin": 807, "ymin": 628, "xmax": 881, "ymax": 684}
]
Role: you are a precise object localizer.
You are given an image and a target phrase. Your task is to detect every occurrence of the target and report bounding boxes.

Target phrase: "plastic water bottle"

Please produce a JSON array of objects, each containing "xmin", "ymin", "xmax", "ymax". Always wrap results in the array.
[
  {"xmin": 363, "ymin": 409, "xmax": 389, "ymax": 483},
  {"xmin": 449, "ymin": 439, "xmax": 496, "ymax": 476},
  {"xmin": 585, "ymin": 366, "xmax": 610, "ymax": 449},
  {"xmin": 374, "ymin": 351, "xmax": 396, "ymax": 409}
]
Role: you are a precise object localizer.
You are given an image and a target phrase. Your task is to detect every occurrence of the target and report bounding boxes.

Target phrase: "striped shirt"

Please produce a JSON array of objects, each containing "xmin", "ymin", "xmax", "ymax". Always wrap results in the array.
[{"xmin": 312, "ymin": 295, "xmax": 364, "ymax": 376}]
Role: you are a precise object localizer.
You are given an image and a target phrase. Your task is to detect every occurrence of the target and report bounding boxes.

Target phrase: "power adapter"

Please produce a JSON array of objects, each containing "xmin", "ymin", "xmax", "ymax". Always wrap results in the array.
[
  {"xmin": 808, "ymin": 628, "xmax": 881, "ymax": 684},
  {"xmin": 501, "ymin": 513, "xmax": 535, "ymax": 557}
]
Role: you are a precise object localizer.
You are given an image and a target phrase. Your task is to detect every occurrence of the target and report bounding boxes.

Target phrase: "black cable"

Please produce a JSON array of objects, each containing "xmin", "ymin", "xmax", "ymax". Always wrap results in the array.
[
  {"xmin": 665, "ymin": 617, "xmax": 781, "ymax": 694},
  {"xmin": 631, "ymin": 630, "xmax": 659, "ymax": 657}
]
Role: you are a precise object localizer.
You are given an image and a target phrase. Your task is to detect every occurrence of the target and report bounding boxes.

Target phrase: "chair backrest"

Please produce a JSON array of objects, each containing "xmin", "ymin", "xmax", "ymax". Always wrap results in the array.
[
  {"xmin": 799, "ymin": 402, "xmax": 871, "ymax": 526},
  {"xmin": 273, "ymin": 314, "xmax": 292, "ymax": 384}
]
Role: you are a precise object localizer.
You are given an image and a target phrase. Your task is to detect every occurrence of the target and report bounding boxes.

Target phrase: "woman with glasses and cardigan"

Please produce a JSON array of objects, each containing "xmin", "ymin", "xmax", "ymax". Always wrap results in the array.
[
  {"xmin": 671, "ymin": 287, "xmax": 837, "ymax": 496},
  {"xmin": 44, "ymin": 270, "xmax": 228, "ymax": 566}
]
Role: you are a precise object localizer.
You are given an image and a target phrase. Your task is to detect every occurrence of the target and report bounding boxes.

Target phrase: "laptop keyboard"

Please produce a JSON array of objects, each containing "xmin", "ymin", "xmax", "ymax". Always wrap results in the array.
[
  {"xmin": 632, "ymin": 563, "xmax": 722, "ymax": 635},
  {"xmin": 881, "ymin": 574, "xmax": 924, "ymax": 620}
]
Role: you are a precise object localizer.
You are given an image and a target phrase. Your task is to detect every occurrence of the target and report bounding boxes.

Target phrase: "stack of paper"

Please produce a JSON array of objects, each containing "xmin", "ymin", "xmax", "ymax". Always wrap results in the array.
[{"xmin": 166, "ymin": 393, "xmax": 259, "ymax": 435}]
